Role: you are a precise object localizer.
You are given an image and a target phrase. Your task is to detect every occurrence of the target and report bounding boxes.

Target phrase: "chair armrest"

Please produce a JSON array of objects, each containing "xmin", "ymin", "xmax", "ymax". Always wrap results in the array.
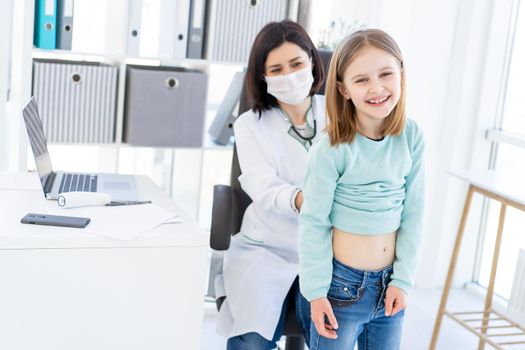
[{"xmin": 210, "ymin": 184, "xmax": 233, "ymax": 250}]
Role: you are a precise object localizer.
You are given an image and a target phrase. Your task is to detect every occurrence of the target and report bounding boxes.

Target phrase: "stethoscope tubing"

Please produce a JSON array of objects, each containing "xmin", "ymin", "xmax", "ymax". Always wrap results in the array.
[{"xmin": 290, "ymin": 119, "xmax": 317, "ymax": 146}]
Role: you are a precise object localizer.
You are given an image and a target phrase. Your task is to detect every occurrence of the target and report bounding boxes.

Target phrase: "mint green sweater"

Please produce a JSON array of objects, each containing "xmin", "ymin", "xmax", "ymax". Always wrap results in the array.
[{"xmin": 299, "ymin": 119, "xmax": 425, "ymax": 301}]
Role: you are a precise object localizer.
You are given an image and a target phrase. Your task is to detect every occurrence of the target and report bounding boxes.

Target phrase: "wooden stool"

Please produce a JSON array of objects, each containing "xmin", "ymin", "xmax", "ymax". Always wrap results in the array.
[{"xmin": 430, "ymin": 170, "xmax": 525, "ymax": 350}]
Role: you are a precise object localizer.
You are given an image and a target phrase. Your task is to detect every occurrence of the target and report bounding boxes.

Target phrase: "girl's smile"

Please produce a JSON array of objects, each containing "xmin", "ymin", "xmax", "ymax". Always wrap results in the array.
[{"xmin": 366, "ymin": 94, "xmax": 391, "ymax": 107}]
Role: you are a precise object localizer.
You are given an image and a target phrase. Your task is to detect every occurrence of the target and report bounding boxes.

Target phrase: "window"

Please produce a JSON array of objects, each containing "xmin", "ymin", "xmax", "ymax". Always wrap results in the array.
[
  {"xmin": 500, "ymin": 2, "xmax": 525, "ymax": 135},
  {"xmin": 476, "ymin": 0, "xmax": 525, "ymax": 299}
]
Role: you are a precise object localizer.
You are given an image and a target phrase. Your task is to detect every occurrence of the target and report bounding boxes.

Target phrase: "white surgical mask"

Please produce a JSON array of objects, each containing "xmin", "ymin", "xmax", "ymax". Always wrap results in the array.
[{"xmin": 265, "ymin": 66, "xmax": 314, "ymax": 105}]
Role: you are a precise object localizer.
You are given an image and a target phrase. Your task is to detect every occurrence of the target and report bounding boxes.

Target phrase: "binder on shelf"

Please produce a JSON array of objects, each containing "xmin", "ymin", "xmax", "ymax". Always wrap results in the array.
[
  {"xmin": 174, "ymin": 0, "xmax": 191, "ymax": 58},
  {"xmin": 56, "ymin": 0, "xmax": 74, "ymax": 50},
  {"xmin": 32, "ymin": 59, "xmax": 118, "ymax": 143},
  {"xmin": 34, "ymin": 0, "xmax": 58, "ymax": 49},
  {"xmin": 187, "ymin": 0, "xmax": 207, "ymax": 59},
  {"xmin": 126, "ymin": 0, "xmax": 142, "ymax": 56},
  {"xmin": 205, "ymin": 0, "xmax": 290, "ymax": 63},
  {"xmin": 124, "ymin": 65, "xmax": 208, "ymax": 147},
  {"xmin": 208, "ymin": 70, "xmax": 245, "ymax": 145},
  {"xmin": 159, "ymin": 0, "xmax": 191, "ymax": 59}
]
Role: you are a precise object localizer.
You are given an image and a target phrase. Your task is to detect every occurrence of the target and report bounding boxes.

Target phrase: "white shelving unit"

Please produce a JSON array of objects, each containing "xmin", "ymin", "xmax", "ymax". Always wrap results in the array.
[
  {"xmin": 32, "ymin": 47, "xmax": 244, "ymax": 146},
  {"xmin": 13, "ymin": 0, "xmax": 300, "ymax": 227},
  {"xmin": 31, "ymin": 52, "xmax": 238, "ymax": 225},
  {"xmin": 24, "ymin": 1, "xmax": 245, "ymax": 226}
]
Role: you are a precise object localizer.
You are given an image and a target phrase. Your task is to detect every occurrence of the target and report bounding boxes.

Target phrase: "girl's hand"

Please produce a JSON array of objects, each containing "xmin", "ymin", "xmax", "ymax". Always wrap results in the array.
[
  {"xmin": 310, "ymin": 297, "xmax": 338, "ymax": 339},
  {"xmin": 384, "ymin": 286, "xmax": 407, "ymax": 316}
]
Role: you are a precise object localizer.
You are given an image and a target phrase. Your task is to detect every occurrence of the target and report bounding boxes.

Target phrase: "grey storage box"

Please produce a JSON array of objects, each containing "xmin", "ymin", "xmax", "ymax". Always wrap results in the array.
[
  {"xmin": 124, "ymin": 65, "xmax": 208, "ymax": 147},
  {"xmin": 32, "ymin": 59, "xmax": 118, "ymax": 143},
  {"xmin": 205, "ymin": 0, "xmax": 291, "ymax": 63}
]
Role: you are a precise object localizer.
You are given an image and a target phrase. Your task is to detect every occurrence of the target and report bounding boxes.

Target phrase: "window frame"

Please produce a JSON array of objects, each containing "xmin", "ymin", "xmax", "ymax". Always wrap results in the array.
[{"xmin": 472, "ymin": 0, "xmax": 524, "ymax": 286}]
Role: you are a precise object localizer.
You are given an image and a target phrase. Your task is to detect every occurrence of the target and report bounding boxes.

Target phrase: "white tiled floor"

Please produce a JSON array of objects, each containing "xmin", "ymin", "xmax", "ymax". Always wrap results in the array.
[{"xmin": 200, "ymin": 287, "xmax": 501, "ymax": 350}]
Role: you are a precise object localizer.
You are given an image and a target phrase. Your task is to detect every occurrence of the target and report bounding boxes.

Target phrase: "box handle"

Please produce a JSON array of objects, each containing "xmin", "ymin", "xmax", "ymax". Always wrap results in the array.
[
  {"xmin": 165, "ymin": 77, "xmax": 180, "ymax": 90},
  {"xmin": 71, "ymin": 73, "xmax": 83, "ymax": 84}
]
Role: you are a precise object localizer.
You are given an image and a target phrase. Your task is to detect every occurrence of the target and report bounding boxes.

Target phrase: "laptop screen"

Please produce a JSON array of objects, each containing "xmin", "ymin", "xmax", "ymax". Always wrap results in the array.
[{"xmin": 22, "ymin": 97, "xmax": 54, "ymax": 193}]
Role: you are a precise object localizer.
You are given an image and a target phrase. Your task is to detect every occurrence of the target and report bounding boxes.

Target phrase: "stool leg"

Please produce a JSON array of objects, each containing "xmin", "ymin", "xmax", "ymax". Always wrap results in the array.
[
  {"xmin": 429, "ymin": 186, "xmax": 474, "ymax": 350},
  {"xmin": 478, "ymin": 203, "xmax": 506, "ymax": 350}
]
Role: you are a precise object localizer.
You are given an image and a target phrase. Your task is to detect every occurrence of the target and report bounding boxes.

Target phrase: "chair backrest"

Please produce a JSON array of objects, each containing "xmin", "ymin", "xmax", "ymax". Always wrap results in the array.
[
  {"xmin": 209, "ymin": 145, "xmax": 251, "ymax": 251},
  {"xmin": 229, "ymin": 144, "xmax": 252, "ymax": 235}
]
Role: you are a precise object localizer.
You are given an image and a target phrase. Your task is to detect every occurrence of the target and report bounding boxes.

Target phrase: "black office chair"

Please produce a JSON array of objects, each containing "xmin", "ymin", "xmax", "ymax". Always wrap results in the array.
[{"xmin": 209, "ymin": 49, "xmax": 333, "ymax": 350}]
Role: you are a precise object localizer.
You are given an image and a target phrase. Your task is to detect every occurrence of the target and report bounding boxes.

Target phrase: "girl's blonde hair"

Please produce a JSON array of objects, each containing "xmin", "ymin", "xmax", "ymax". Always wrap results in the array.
[{"xmin": 326, "ymin": 29, "xmax": 406, "ymax": 146}]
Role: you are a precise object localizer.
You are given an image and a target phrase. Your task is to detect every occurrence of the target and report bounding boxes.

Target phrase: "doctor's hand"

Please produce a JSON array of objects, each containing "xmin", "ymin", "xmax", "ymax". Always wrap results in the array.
[
  {"xmin": 384, "ymin": 285, "xmax": 407, "ymax": 317},
  {"xmin": 294, "ymin": 191, "xmax": 303, "ymax": 211},
  {"xmin": 311, "ymin": 297, "xmax": 338, "ymax": 339}
]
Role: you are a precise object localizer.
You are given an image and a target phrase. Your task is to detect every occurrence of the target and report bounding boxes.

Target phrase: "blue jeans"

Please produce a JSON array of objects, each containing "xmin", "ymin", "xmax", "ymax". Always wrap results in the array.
[
  {"xmin": 309, "ymin": 259, "xmax": 404, "ymax": 350},
  {"xmin": 226, "ymin": 277, "xmax": 311, "ymax": 350}
]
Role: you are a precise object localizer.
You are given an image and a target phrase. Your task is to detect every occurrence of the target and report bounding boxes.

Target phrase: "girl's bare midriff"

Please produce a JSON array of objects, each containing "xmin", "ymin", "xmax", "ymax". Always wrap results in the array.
[{"xmin": 332, "ymin": 227, "xmax": 397, "ymax": 271}]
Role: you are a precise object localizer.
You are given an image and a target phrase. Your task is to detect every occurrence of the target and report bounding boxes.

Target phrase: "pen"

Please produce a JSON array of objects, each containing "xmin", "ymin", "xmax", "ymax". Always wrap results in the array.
[{"xmin": 106, "ymin": 200, "xmax": 152, "ymax": 206}]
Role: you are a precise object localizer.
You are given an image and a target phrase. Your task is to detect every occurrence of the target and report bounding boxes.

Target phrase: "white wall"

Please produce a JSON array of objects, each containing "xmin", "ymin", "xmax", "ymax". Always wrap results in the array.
[
  {"xmin": 408, "ymin": 0, "xmax": 497, "ymax": 289},
  {"xmin": 6, "ymin": 0, "xmax": 34, "ymax": 172},
  {"xmin": 408, "ymin": 0, "xmax": 516, "ymax": 289},
  {"xmin": 0, "ymin": 0, "xmax": 14, "ymax": 171},
  {"xmin": 325, "ymin": 0, "xmax": 503, "ymax": 289}
]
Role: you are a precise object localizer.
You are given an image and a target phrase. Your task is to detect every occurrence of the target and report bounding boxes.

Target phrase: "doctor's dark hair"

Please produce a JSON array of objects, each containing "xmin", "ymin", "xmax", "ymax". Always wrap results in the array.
[{"xmin": 245, "ymin": 20, "xmax": 324, "ymax": 113}]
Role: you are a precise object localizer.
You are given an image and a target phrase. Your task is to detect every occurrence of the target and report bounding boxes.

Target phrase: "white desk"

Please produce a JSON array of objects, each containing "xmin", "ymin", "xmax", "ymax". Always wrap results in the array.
[{"xmin": 0, "ymin": 174, "xmax": 209, "ymax": 350}]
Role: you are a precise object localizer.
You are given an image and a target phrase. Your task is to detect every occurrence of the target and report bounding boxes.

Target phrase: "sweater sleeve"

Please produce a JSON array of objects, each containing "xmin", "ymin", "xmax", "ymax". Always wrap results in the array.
[
  {"xmin": 234, "ymin": 114, "xmax": 299, "ymax": 219},
  {"xmin": 299, "ymin": 138, "xmax": 342, "ymax": 301},
  {"xmin": 389, "ymin": 121, "xmax": 425, "ymax": 293}
]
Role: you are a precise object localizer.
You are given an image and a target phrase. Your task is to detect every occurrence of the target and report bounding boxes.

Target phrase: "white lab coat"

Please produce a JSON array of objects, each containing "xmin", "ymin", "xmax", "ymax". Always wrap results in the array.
[{"xmin": 216, "ymin": 95, "xmax": 326, "ymax": 340}]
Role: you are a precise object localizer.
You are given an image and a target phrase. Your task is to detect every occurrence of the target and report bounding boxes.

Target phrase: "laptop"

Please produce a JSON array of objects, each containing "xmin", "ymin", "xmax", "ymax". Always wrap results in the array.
[{"xmin": 22, "ymin": 97, "xmax": 138, "ymax": 201}]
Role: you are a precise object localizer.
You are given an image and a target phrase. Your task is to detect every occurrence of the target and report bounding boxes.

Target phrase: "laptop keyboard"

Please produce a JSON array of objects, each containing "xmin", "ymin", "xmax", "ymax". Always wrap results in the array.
[{"xmin": 58, "ymin": 174, "xmax": 98, "ymax": 194}]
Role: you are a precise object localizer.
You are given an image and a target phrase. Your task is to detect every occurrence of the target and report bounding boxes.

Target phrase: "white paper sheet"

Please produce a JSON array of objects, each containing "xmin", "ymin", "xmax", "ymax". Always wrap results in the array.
[{"xmin": 45, "ymin": 203, "xmax": 182, "ymax": 240}]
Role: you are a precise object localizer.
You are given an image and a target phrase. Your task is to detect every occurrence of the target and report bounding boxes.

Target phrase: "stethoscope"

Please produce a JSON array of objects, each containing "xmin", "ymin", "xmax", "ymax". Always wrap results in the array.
[
  {"xmin": 279, "ymin": 100, "xmax": 317, "ymax": 146},
  {"xmin": 289, "ymin": 119, "xmax": 317, "ymax": 146}
]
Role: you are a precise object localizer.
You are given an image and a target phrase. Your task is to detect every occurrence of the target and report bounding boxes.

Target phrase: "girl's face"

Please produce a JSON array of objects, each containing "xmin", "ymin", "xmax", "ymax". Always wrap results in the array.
[
  {"xmin": 338, "ymin": 46, "xmax": 402, "ymax": 124},
  {"xmin": 264, "ymin": 42, "xmax": 310, "ymax": 77}
]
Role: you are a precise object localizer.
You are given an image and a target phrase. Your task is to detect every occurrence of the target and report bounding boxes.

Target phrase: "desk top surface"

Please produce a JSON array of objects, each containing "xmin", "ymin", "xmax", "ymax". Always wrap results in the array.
[
  {"xmin": 0, "ymin": 173, "xmax": 208, "ymax": 249},
  {"xmin": 450, "ymin": 169, "xmax": 525, "ymax": 207}
]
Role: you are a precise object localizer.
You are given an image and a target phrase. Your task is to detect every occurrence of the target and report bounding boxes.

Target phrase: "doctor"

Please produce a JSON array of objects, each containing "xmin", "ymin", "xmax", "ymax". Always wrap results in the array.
[{"xmin": 216, "ymin": 21, "xmax": 326, "ymax": 349}]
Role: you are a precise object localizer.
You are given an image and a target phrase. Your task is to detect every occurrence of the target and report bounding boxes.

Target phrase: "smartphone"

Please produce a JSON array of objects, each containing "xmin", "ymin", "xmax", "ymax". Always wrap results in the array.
[{"xmin": 21, "ymin": 213, "xmax": 91, "ymax": 228}]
